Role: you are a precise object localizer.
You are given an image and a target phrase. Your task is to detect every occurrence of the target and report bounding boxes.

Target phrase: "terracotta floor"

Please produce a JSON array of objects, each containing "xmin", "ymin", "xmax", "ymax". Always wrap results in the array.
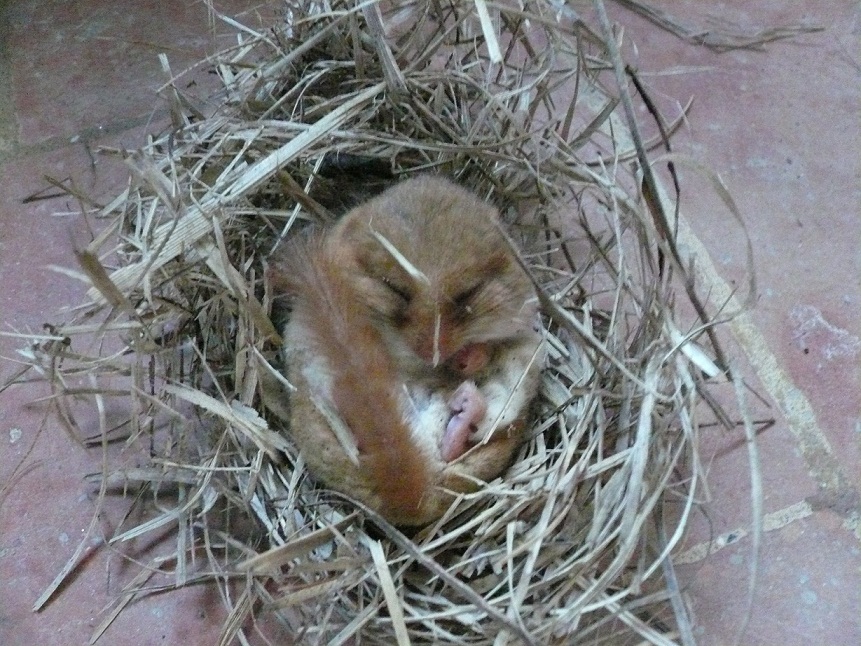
[{"xmin": 0, "ymin": 1, "xmax": 858, "ymax": 645}]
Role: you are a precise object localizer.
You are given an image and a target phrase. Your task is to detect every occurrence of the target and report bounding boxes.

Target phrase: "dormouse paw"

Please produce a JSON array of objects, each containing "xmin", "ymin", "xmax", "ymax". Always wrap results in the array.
[{"xmin": 441, "ymin": 381, "xmax": 487, "ymax": 461}]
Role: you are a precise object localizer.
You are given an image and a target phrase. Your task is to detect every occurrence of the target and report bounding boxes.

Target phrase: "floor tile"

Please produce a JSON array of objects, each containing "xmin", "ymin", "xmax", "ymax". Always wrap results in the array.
[{"xmin": 3, "ymin": 0, "xmax": 255, "ymax": 147}]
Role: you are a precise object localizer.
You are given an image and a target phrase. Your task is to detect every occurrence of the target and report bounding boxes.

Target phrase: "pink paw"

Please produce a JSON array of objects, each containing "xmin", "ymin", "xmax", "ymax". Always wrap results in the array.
[{"xmin": 441, "ymin": 381, "xmax": 487, "ymax": 462}]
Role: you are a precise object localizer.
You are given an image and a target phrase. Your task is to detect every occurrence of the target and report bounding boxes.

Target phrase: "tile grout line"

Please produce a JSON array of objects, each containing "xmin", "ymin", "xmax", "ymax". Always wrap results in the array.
[
  {"xmin": 674, "ymin": 213, "xmax": 861, "ymax": 541},
  {"xmin": 593, "ymin": 82, "xmax": 859, "ymax": 539},
  {"xmin": 674, "ymin": 499, "xmax": 814, "ymax": 564}
]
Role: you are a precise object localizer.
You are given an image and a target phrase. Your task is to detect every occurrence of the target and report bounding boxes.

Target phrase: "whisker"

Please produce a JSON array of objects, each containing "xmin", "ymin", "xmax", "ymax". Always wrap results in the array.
[{"xmin": 432, "ymin": 309, "xmax": 441, "ymax": 367}]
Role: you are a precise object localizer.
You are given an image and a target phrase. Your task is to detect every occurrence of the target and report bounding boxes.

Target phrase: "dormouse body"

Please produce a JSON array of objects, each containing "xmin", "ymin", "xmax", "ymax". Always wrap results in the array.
[{"xmin": 268, "ymin": 175, "xmax": 544, "ymax": 525}]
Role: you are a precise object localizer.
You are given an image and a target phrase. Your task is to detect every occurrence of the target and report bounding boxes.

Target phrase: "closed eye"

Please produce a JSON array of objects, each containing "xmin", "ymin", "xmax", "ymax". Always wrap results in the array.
[
  {"xmin": 453, "ymin": 283, "xmax": 484, "ymax": 310},
  {"xmin": 381, "ymin": 277, "xmax": 412, "ymax": 303}
]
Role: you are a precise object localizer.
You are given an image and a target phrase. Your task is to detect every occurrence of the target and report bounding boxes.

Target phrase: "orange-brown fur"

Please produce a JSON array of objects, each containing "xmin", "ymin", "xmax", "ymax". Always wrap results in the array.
[
  {"xmin": 327, "ymin": 175, "xmax": 538, "ymax": 374},
  {"xmin": 271, "ymin": 238, "xmax": 431, "ymax": 521},
  {"xmin": 269, "ymin": 175, "xmax": 543, "ymax": 525}
]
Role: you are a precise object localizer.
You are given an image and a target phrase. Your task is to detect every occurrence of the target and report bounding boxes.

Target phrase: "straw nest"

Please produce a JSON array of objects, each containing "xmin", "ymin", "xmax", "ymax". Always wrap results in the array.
[{"xmin": 15, "ymin": 1, "xmax": 753, "ymax": 644}]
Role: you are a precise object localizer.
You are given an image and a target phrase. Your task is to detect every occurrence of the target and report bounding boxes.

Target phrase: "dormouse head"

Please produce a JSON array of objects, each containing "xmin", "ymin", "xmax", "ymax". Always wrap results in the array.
[{"xmin": 327, "ymin": 175, "xmax": 538, "ymax": 368}]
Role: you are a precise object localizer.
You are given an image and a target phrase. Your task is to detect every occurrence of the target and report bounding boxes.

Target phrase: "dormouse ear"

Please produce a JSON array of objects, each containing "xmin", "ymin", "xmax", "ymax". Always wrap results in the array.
[
  {"xmin": 329, "ymin": 206, "xmax": 390, "ymax": 273},
  {"xmin": 327, "ymin": 207, "xmax": 366, "ymax": 255}
]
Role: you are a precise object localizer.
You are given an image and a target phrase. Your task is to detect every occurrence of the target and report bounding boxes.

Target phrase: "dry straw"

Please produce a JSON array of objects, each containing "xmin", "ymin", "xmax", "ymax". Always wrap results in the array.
[{"xmin": 8, "ymin": 1, "xmax": 769, "ymax": 644}]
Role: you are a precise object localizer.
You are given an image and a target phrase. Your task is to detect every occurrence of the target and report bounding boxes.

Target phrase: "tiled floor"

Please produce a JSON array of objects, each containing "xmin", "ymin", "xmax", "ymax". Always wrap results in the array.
[{"xmin": 1, "ymin": 1, "xmax": 858, "ymax": 645}]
